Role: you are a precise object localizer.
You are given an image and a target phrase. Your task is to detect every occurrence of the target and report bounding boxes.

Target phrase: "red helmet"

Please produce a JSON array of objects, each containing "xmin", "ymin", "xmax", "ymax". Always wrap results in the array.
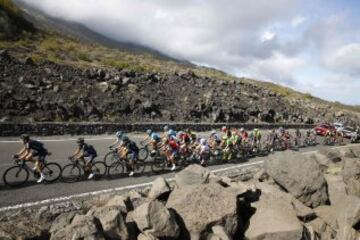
[{"xmin": 221, "ymin": 126, "xmax": 227, "ymax": 133}]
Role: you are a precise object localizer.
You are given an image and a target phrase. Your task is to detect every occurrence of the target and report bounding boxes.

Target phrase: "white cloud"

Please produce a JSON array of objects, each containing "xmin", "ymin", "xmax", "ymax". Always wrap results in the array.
[
  {"xmin": 324, "ymin": 43, "xmax": 360, "ymax": 76},
  {"xmin": 261, "ymin": 31, "xmax": 276, "ymax": 42},
  {"xmin": 240, "ymin": 51, "xmax": 304, "ymax": 85},
  {"xmin": 291, "ymin": 15, "xmax": 306, "ymax": 27}
]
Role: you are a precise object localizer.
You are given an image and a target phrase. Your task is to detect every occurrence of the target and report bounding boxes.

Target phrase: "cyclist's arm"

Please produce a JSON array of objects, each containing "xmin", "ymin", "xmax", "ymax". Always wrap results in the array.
[
  {"xmin": 109, "ymin": 139, "xmax": 119, "ymax": 148},
  {"xmin": 18, "ymin": 144, "xmax": 30, "ymax": 159},
  {"xmin": 71, "ymin": 148, "xmax": 82, "ymax": 159},
  {"xmin": 17, "ymin": 146, "xmax": 26, "ymax": 155}
]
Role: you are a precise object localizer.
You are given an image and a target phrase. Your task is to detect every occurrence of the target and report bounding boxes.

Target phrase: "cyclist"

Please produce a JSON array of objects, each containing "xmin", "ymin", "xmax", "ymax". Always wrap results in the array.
[
  {"xmin": 197, "ymin": 138, "xmax": 210, "ymax": 166},
  {"xmin": 15, "ymin": 134, "xmax": 48, "ymax": 183},
  {"xmin": 109, "ymin": 131, "xmax": 126, "ymax": 159},
  {"xmin": 230, "ymin": 130, "xmax": 241, "ymax": 147},
  {"xmin": 69, "ymin": 138, "xmax": 98, "ymax": 180},
  {"xmin": 110, "ymin": 131, "xmax": 125, "ymax": 149},
  {"xmin": 295, "ymin": 128, "xmax": 302, "ymax": 146},
  {"xmin": 266, "ymin": 129, "xmax": 277, "ymax": 152},
  {"xmin": 251, "ymin": 128, "xmax": 262, "ymax": 151},
  {"xmin": 223, "ymin": 135, "xmax": 234, "ymax": 161},
  {"xmin": 177, "ymin": 131, "xmax": 192, "ymax": 157},
  {"xmin": 165, "ymin": 137, "xmax": 179, "ymax": 171},
  {"xmin": 221, "ymin": 126, "xmax": 231, "ymax": 147},
  {"xmin": 143, "ymin": 129, "xmax": 161, "ymax": 155},
  {"xmin": 185, "ymin": 128, "xmax": 197, "ymax": 143},
  {"xmin": 208, "ymin": 130, "xmax": 221, "ymax": 149},
  {"xmin": 162, "ymin": 125, "xmax": 177, "ymax": 141},
  {"xmin": 121, "ymin": 136, "xmax": 139, "ymax": 177},
  {"xmin": 239, "ymin": 128, "xmax": 249, "ymax": 143}
]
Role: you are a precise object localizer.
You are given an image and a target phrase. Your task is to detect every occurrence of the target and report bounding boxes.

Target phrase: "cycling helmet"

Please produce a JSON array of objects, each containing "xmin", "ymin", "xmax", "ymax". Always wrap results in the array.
[
  {"xmin": 240, "ymin": 128, "xmax": 244, "ymax": 132},
  {"xmin": 200, "ymin": 138, "xmax": 206, "ymax": 145},
  {"xmin": 146, "ymin": 129, "xmax": 153, "ymax": 135},
  {"xmin": 116, "ymin": 131, "xmax": 123, "ymax": 138},
  {"xmin": 221, "ymin": 126, "xmax": 227, "ymax": 132},
  {"xmin": 122, "ymin": 136, "xmax": 129, "ymax": 142},
  {"xmin": 254, "ymin": 128, "xmax": 259, "ymax": 132},
  {"xmin": 20, "ymin": 134, "xmax": 30, "ymax": 142},
  {"xmin": 77, "ymin": 137, "xmax": 85, "ymax": 144},
  {"xmin": 163, "ymin": 125, "xmax": 169, "ymax": 131},
  {"xmin": 211, "ymin": 130, "xmax": 216, "ymax": 135}
]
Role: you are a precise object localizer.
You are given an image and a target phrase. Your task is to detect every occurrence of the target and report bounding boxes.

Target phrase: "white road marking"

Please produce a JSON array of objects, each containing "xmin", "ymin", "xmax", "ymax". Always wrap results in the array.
[{"xmin": 0, "ymin": 160, "xmax": 264, "ymax": 212}]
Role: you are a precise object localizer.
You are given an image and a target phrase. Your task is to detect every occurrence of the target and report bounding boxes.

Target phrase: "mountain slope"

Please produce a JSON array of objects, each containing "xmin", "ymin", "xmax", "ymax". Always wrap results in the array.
[{"xmin": 1, "ymin": 0, "xmax": 359, "ymax": 125}]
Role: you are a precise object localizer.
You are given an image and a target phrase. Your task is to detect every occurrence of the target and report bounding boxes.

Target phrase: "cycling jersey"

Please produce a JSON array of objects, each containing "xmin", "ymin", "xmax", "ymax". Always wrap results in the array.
[
  {"xmin": 253, "ymin": 131, "xmax": 261, "ymax": 141},
  {"xmin": 124, "ymin": 141, "xmax": 139, "ymax": 153},
  {"xmin": 200, "ymin": 144, "xmax": 210, "ymax": 153},
  {"xmin": 27, "ymin": 140, "xmax": 47, "ymax": 154},
  {"xmin": 168, "ymin": 140, "xmax": 179, "ymax": 151},
  {"xmin": 230, "ymin": 134, "xmax": 240, "ymax": 145},
  {"xmin": 241, "ymin": 132, "xmax": 248, "ymax": 139},
  {"xmin": 178, "ymin": 132, "xmax": 191, "ymax": 143},
  {"xmin": 81, "ymin": 143, "xmax": 98, "ymax": 157}
]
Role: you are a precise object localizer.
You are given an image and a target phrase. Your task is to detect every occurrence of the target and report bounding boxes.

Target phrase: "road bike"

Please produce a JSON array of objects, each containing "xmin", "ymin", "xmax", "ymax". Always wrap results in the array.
[
  {"xmin": 107, "ymin": 151, "xmax": 146, "ymax": 178},
  {"xmin": 3, "ymin": 156, "xmax": 62, "ymax": 187},
  {"xmin": 61, "ymin": 157, "xmax": 107, "ymax": 183}
]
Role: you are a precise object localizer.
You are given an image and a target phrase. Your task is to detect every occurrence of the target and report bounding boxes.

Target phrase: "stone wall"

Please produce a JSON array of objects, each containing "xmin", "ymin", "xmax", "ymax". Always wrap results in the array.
[{"xmin": 0, "ymin": 122, "xmax": 315, "ymax": 136}]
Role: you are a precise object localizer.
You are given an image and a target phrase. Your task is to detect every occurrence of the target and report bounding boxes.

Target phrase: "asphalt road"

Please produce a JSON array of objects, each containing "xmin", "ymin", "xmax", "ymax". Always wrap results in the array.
[{"xmin": 0, "ymin": 130, "xmax": 350, "ymax": 208}]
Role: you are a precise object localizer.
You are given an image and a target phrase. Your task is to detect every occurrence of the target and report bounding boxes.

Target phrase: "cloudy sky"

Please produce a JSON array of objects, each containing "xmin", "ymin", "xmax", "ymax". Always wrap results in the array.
[{"xmin": 20, "ymin": 0, "xmax": 360, "ymax": 105}]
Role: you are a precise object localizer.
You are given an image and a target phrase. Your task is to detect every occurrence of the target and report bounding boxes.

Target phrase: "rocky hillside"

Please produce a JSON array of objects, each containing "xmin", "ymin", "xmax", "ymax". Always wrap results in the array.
[
  {"xmin": 1, "ymin": 0, "xmax": 360, "ymax": 124},
  {"xmin": 1, "ymin": 146, "xmax": 360, "ymax": 239},
  {"xmin": 0, "ymin": 0, "xmax": 35, "ymax": 40},
  {"xmin": 1, "ymin": 49, "xmax": 360, "ymax": 124}
]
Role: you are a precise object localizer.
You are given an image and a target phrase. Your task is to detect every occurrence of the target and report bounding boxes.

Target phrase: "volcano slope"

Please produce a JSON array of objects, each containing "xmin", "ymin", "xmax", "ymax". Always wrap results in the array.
[{"xmin": 1, "ymin": 0, "xmax": 360, "ymax": 124}]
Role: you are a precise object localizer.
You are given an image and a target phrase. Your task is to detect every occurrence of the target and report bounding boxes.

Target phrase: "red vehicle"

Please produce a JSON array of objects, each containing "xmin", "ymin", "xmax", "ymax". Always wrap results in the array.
[{"xmin": 314, "ymin": 124, "xmax": 336, "ymax": 136}]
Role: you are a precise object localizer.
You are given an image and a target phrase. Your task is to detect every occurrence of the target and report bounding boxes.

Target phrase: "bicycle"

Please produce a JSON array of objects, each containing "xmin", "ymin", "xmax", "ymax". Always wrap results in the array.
[
  {"xmin": 3, "ymin": 155, "xmax": 62, "ymax": 187},
  {"xmin": 61, "ymin": 157, "xmax": 107, "ymax": 183},
  {"xmin": 107, "ymin": 151, "xmax": 146, "ymax": 178}
]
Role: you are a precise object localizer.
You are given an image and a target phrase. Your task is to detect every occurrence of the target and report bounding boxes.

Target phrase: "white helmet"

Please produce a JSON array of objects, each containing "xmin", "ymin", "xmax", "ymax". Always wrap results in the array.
[
  {"xmin": 240, "ymin": 128, "xmax": 244, "ymax": 132},
  {"xmin": 200, "ymin": 138, "xmax": 207, "ymax": 145},
  {"xmin": 211, "ymin": 130, "xmax": 216, "ymax": 135},
  {"xmin": 163, "ymin": 125, "xmax": 169, "ymax": 131},
  {"xmin": 116, "ymin": 131, "xmax": 123, "ymax": 138}
]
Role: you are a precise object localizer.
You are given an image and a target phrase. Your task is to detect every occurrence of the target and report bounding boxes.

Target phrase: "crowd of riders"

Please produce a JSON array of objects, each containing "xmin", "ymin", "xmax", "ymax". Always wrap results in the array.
[{"xmin": 13, "ymin": 125, "xmax": 323, "ymax": 182}]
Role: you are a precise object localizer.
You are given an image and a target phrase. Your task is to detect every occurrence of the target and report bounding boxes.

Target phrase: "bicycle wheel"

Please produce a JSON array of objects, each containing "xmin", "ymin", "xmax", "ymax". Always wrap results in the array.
[
  {"xmin": 108, "ymin": 162, "xmax": 125, "ymax": 179},
  {"xmin": 3, "ymin": 166, "xmax": 29, "ymax": 187},
  {"xmin": 138, "ymin": 147, "xmax": 149, "ymax": 161},
  {"xmin": 151, "ymin": 157, "xmax": 166, "ymax": 173},
  {"xmin": 61, "ymin": 163, "xmax": 81, "ymax": 183},
  {"xmin": 91, "ymin": 161, "xmax": 107, "ymax": 178},
  {"xmin": 43, "ymin": 162, "xmax": 62, "ymax": 183},
  {"xmin": 133, "ymin": 160, "xmax": 146, "ymax": 175},
  {"xmin": 104, "ymin": 151, "xmax": 118, "ymax": 167}
]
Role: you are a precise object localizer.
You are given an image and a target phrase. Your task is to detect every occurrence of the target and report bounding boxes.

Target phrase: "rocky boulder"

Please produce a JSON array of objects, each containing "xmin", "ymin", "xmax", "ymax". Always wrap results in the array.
[
  {"xmin": 166, "ymin": 182, "xmax": 239, "ymax": 238},
  {"xmin": 148, "ymin": 177, "xmax": 171, "ymax": 200},
  {"xmin": 50, "ymin": 214, "xmax": 104, "ymax": 240},
  {"xmin": 87, "ymin": 206, "xmax": 129, "ymax": 239},
  {"xmin": 245, "ymin": 190, "xmax": 304, "ymax": 240},
  {"xmin": 342, "ymin": 157, "xmax": 360, "ymax": 197},
  {"xmin": 132, "ymin": 200, "xmax": 180, "ymax": 239},
  {"xmin": 265, "ymin": 151, "xmax": 329, "ymax": 207},
  {"xmin": 174, "ymin": 164, "xmax": 211, "ymax": 187}
]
